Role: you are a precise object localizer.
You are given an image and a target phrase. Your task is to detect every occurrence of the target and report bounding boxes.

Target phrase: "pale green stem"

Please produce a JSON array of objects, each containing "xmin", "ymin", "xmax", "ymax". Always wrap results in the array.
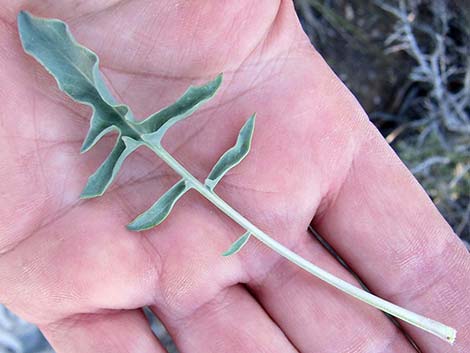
[{"xmin": 149, "ymin": 142, "xmax": 456, "ymax": 345}]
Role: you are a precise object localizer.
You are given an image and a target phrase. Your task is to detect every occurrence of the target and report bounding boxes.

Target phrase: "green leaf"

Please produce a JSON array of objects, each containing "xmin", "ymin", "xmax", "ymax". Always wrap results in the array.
[
  {"xmin": 205, "ymin": 114, "xmax": 255, "ymax": 190},
  {"xmin": 222, "ymin": 231, "xmax": 251, "ymax": 256},
  {"xmin": 139, "ymin": 74, "xmax": 223, "ymax": 144},
  {"xmin": 127, "ymin": 180, "xmax": 190, "ymax": 231},
  {"xmin": 17, "ymin": 11, "xmax": 139, "ymax": 153},
  {"xmin": 81, "ymin": 137, "xmax": 143, "ymax": 198}
]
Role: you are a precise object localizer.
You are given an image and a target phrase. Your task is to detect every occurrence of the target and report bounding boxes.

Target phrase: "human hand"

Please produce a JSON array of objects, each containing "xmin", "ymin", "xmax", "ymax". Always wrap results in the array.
[{"xmin": 1, "ymin": 1, "xmax": 468, "ymax": 352}]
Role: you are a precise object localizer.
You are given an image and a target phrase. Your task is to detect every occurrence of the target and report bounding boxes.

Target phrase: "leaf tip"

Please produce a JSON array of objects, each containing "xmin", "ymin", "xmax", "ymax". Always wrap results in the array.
[
  {"xmin": 214, "ymin": 73, "xmax": 223, "ymax": 86},
  {"xmin": 126, "ymin": 218, "xmax": 152, "ymax": 232},
  {"xmin": 17, "ymin": 10, "xmax": 32, "ymax": 45},
  {"xmin": 17, "ymin": 10, "xmax": 29, "ymax": 21},
  {"xmin": 17, "ymin": 10, "xmax": 33, "ymax": 24},
  {"xmin": 79, "ymin": 143, "xmax": 90, "ymax": 154},
  {"xmin": 80, "ymin": 182, "xmax": 105, "ymax": 199},
  {"xmin": 203, "ymin": 73, "xmax": 223, "ymax": 96},
  {"xmin": 222, "ymin": 232, "xmax": 251, "ymax": 257},
  {"xmin": 126, "ymin": 212, "xmax": 157, "ymax": 232},
  {"xmin": 243, "ymin": 113, "xmax": 256, "ymax": 143},
  {"xmin": 126, "ymin": 222, "xmax": 140, "ymax": 232},
  {"xmin": 221, "ymin": 248, "xmax": 240, "ymax": 257},
  {"xmin": 247, "ymin": 113, "xmax": 256, "ymax": 128},
  {"xmin": 79, "ymin": 191, "xmax": 99, "ymax": 200}
]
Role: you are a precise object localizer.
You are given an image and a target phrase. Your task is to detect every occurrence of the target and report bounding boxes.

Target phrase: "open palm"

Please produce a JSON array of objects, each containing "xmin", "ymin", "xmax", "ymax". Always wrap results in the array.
[{"xmin": 1, "ymin": 1, "xmax": 469, "ymax": 352}]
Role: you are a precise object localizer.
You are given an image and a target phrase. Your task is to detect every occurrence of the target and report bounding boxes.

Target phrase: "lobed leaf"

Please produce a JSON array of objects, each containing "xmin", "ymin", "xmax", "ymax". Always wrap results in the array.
[
  {"xmin": 139, "ymin": 74, "xmax": 223, "ymax": 144},
  {"xmin": 138, "ymin": 75, "xmax": 222, "ymax": 132},
  {"xmin": 205, "ymin": 114, "xmax": 255, "ymax": 190},
  {"xmin": 18, "ymin": 12, "xmax": 228, "ymax": 218},
  {"xmin": 18, "ymin": 11, "xmax": 147, "ymax": 198},
  {"xmin": 17, "ymin": 11, "xmax": 140, "ymax": 153},
  {"xmin": 127, "ymin": 179, "xmax": 190, "ymax": 231},
  {"xmin": 222, "ymin": 231, "xmax": 251, "ymax": 256}
]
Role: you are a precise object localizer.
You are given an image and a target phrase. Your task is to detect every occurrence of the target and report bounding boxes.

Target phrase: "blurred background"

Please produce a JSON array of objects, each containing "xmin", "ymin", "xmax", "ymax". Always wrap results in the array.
[
  {"xmin": 1, "ymin": 0, "xmax": 468, "ymax": 352},
  {"xmin": 296, "ymin": 0, "xmax": 469, "ymax": 243}
]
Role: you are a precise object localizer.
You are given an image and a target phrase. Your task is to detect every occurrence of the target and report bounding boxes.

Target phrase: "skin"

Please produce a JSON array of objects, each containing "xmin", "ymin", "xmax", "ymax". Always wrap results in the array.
[{"xmin": 0, "ymin": 1, "xmax": 469, "ymax": 352}]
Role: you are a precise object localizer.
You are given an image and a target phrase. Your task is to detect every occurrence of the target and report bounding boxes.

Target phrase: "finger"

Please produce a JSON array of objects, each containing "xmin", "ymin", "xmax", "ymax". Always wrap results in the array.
[
  {"xmin": 40, "ymin": 309, "xmax": 165, "ymax": 353},
  {"xmin": 0, "ymin": 197, "xmax": 161, "ymax": 322},
  {"xmin": 152, "ymin": 285, "xmax": 299, "ymax": 353},
  {"xmin": 248, "ymin": 229, "xmax": 417, "ymax": 352},
  {"xmin": 313, "ymin": 126, "xmax": 470, "ymax": 352}
]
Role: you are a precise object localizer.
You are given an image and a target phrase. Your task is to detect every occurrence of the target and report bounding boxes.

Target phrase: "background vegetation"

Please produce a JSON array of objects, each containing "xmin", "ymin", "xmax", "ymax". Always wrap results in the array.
[
  {"xmin": 297, "ymin": 0, "xmax": 469, "ymax": 243},
  {"xmin": 1, "ymin": 1, "xmax": 468, "ymax": 352}
]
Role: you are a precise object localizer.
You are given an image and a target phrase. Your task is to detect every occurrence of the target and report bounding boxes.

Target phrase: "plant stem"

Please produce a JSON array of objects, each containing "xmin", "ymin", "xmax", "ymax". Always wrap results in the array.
[{"xmin": 149, "ymin": 143, "xmax": 456, "ymax": 344}]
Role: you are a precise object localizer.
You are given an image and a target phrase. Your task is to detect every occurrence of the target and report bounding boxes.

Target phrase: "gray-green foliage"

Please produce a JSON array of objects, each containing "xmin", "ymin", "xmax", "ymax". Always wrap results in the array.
[
  {"xmin": 127, "ymin": 180, "xmax": 189, "ymax": 231},
  {"xmin": 18, "ymin": 11, "xmax": 255, "ymax": 255},
  {"xmin": 205, "ymin": 114, "xmax": 256, "ymax": 190},
  {"xmin": 222, "ymin": 231, "xmax": 251, "ymax": 256}
]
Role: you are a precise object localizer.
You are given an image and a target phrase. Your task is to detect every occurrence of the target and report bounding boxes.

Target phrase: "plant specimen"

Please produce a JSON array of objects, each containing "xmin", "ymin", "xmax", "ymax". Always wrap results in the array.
[{"xmin": 17, "ymin": 11, "xmax": 456, "ymax": 344}]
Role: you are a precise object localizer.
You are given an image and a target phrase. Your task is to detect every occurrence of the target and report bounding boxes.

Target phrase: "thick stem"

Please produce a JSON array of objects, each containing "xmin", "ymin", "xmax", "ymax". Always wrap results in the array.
[{"xmin": 149, "ymin": 143, "xmax": 456, "ymax": 344}]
